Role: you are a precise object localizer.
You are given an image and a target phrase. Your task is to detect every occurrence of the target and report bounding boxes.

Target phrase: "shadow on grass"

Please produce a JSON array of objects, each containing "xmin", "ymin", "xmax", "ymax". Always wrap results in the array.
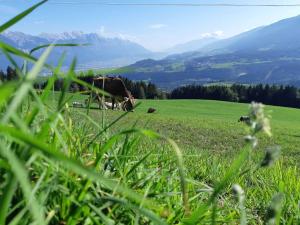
[{"xmin": 71, "ymin": 106, "xmax": 101, "ymax": 110}]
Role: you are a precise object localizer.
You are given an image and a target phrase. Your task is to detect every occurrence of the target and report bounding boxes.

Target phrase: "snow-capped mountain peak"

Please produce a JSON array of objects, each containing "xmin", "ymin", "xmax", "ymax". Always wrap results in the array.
[
  {"xmin": 0, "ymin": 31, "xmax": 154, "ymax": 70},
  {"xmin": 40, "ymin": 31, "xmax": 86, "ymax": 41}
]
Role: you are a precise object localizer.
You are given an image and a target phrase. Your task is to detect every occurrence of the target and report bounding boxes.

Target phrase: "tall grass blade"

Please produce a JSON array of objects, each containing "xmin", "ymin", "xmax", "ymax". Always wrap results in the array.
[
  {"xmin": 57, "ymin": 58, "xmax": 76, "ymax": 110},
  {"xmin": 183, "ymin": 145, "xmax": 251, "ymax": 224},
  {"xmin": 0, "ymin": 143, "xmax": 45, "ymax": 224},
  {"xmin": 0, "ymin": 42, "xmax": 39, "ymax": 65},
  {"xmin": 0, "ymin": 175, "xmax": 17, "ymax": 225},
  {"xmin": 0, "ymin": 125, "xmax": 157, "ymax": 209},
  {"xmin": 101, "ymin": 197, "xmax": 167, "ymax": 225},
  {"xmin": 0, "ymin": 0, "xmax": 47, "ymax": 33},
  {"xmin": 126, "ymin": 152, "xmax": 151, "ymax": 177},
  {"xmin": 30, "ymin": 43, "xmax": 88, "ymax": 54},
  {"xmin": 0, "ymin": 82, "xmax": 17, "ymax": 109},
  {"xmin": 1, "ymin": 45, "xmax": 53, "ymax": 123}
]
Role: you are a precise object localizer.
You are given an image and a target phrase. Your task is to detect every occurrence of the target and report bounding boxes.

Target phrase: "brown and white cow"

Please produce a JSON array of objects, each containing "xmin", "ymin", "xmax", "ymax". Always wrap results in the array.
[{"xmin": 82, "ymin": 76, "xmax": 135, "ymax": 111}]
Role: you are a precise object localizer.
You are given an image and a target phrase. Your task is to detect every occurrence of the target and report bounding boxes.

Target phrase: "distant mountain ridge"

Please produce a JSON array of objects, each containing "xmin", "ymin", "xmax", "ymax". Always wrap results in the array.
[
  {"xmin": 165, "ymin": 37, "xmax": 218, "ymax": 54},
  {"xmin": 202, "ymin": 15, "xmax": 300, "ymax": 53},
  {"xmin": 0, "ymin": 31, "xmax": 154, "ymax": 70},
  {"xmin": 3, "ymin": 15, "xmax": 300, "ymax": 89},
  {"xmin": 120, "ymin": 15, "xmax": 300, "ymax": 88}
]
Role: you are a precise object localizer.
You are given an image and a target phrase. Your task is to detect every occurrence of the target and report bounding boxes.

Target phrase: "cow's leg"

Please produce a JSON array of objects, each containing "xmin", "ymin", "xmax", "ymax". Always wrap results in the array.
[
  {"xmin": 97, "ymin": 95, "xmax": 102, "ymax": 109},
  {"xmin": 112, "ymin": 97, "xmax": 115, "ymax": 110}
]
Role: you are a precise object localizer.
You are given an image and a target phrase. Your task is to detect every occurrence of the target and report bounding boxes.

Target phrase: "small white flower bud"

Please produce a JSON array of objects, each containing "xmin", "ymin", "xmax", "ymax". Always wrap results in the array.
[
  {"xmin": 244, "ymin": 135, "xmax": 258, "ymax": 148},
  {"xmin": 232, "ymin": 184, "xmax": 245, "ymax": 202}
]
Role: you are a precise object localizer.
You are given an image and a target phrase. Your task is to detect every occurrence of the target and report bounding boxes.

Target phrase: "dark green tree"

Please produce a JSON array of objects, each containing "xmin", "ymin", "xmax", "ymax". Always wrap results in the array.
[
  {"xmin": 0, "ymin": 70, "xmax": 5, "ymax": 82},
  {"xmin": 6, "ymin": 66, "xmax": 17, "ymax": 81}
]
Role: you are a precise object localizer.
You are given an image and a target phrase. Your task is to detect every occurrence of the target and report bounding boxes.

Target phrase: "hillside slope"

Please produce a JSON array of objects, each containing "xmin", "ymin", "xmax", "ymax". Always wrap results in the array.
[
  {"xmin": 203, "ymin": 15, "xmax": 300, "ymax": 53},
  {"xmin": 120, "ymin": 15, "xmax": 300, "ymax": 88}
]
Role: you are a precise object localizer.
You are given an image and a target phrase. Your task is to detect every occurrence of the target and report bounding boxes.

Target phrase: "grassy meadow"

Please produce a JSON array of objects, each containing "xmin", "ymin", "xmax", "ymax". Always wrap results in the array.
[
  {"xmin": 63, "ymin": 96, "xmax": 300, "ymax": 224},
  {"xmin": 0, "ymin": 1, "xmax": 300, "ymax": 224},
  {"xmin": 70, "ymin": 98, "xmax": 300, "ymax": 163}
]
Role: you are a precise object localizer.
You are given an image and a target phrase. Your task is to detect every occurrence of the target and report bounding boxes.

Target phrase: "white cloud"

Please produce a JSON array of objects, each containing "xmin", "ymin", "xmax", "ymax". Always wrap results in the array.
[
  {"xmin": 149, "ymin": 24, "xmax": 167, "ymax": 29},
  {"xmin": 201, "ymin": 30, "xmax": 224, "ymax": 38},
  {"xmin": 214, "ymin": 30, "xmax": 224, "ymax": 36},
  {"xmin": 117, "ymin": 33, "xmax": 139, "ymax": 42},
  {"xmin": 98, "ymin": 26, "xmax": 106, "ymax": 36},
  {"xmin": 96, "ymin": 26, "xmax": 139, "ymax": 42}
]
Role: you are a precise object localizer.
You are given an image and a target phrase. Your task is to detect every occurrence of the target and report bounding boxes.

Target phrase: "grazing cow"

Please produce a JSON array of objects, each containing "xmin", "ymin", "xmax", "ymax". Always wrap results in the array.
[
  {"xmin": 80, "ymin": 76, "xmax": 135, "ymax": 111},
  {"xmin": 238, "ymin": 116, "xmax": 251, "ymax": 123},
  {"xmin": 104, "ymin": 101, "xmax": 122, "ymax": 110},
  {"xmin": 147, "ymin": 108, "xmax": 156, "ymax": 114}
]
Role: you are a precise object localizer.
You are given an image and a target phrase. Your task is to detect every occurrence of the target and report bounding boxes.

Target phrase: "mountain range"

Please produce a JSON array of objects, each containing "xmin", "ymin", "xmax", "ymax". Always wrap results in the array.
[
  {"xmin": 165, "ymin": 37, "xmax": 218, "ymax": 54},
  {"xmin": 0, "ymin": 31, "xmax": 155, "ymax": 70},
  {"xmin": 118, "ymin": 15, "xmax": 300, "ymax": 89},
  {"xmin": 202, "ymin": 15, "xmax": 300, "ymax": 53},
  {"xmin": 2, "ymin": 15, "xmax": 300, "ymax": 89}
]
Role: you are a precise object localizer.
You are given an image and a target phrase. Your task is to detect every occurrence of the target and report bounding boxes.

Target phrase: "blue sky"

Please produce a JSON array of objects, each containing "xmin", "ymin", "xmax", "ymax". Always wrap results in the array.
[{"xmin": 1, "ymin": 0, "xmax": 300, "ymax": 51}]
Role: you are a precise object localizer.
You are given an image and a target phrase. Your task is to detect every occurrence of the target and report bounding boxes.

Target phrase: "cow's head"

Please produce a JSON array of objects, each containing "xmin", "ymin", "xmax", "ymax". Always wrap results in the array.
[{"xmin": 123, "ymin": 97, "xmax": 135, "ymax": 111}]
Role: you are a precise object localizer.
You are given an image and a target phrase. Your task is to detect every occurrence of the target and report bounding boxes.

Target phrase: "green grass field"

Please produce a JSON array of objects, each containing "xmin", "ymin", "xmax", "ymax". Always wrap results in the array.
[
  {"xmin": 70, "ymin": 98, "xmax": 300, "ymax": 164},
  {"xmin": 2, "ymin": 83, "xmax": 300, "ymax": 224},
  {"xmin": 1, "ymin": 3, "xmax": 300, "ymax": 223},
  {"xmin": 63, "ymin": 97, "xmax": 300, "ymax": 224}
]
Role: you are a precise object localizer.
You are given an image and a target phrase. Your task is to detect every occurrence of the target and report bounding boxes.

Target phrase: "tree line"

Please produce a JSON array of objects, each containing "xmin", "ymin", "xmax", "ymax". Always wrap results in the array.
[
  {"xmin": 1, "ymin": 66, "xmax": 300, "ymax": 108},
  {"xmin": 121, "ymin": 77, "xmax": 167, "ymax": 99},
  {"xmin": 170, "ymin": 84, "xmax": 300, "ymax": 108},
  {"xmin": 1, "ymin": 67, "xmax": 164, "ymax": 99},
  {"xmin": 0, "ymin": 66, "xmax": 18, "ymax": 82},
  {"xmin": 32, "ymin": 75, "xmax": 165, "ymax": 99}
]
